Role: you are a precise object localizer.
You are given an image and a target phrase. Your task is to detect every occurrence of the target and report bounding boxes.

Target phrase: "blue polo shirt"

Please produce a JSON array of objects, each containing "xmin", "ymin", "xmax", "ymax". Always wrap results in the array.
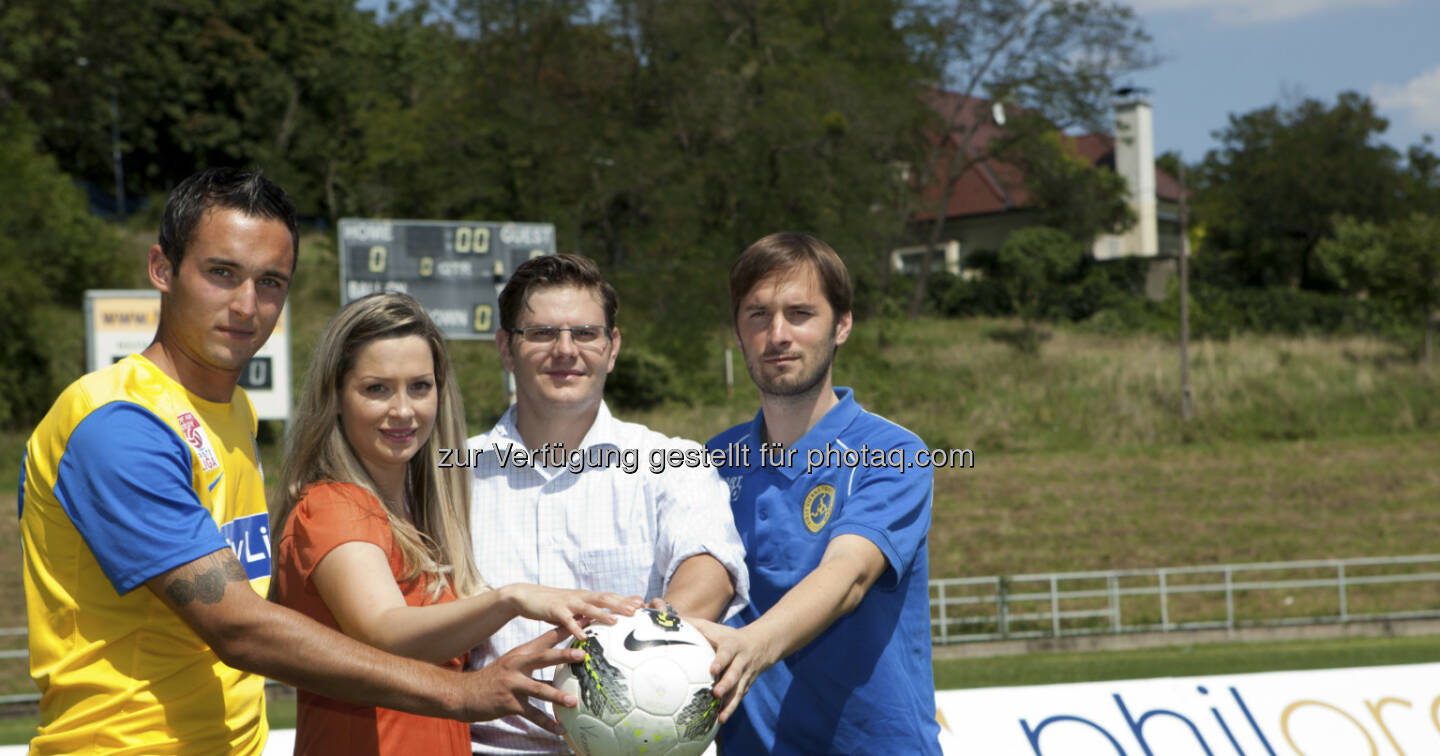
[{"xmin": 707, "ymin": 388, "xmax": 941, "ymax": 756}]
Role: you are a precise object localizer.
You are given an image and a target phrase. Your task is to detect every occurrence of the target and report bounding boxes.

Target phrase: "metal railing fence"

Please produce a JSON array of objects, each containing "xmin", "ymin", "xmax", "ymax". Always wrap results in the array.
[
  {"xmin": 4, "ymin": 555, "xmax": 1440, "ymax": 705},
  {"xmin": 0, "ymin": 627, "xmax": 27, "ymax": 705},
  {"xmin": 930, "ymin": 554, "xmax": 1440, "ymax": 644}
]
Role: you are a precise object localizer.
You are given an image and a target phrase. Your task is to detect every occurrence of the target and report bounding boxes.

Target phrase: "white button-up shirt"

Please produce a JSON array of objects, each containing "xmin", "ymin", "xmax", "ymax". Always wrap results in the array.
[{"xmin": 466, "ymin": 401, "xmax": 748, "ymax": 755}]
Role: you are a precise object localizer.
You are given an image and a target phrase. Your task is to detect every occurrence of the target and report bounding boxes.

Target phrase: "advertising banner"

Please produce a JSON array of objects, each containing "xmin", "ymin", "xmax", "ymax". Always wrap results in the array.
[{"xmin": 935, "ymin": 662, "xmax": 1440, "ymax": 755}]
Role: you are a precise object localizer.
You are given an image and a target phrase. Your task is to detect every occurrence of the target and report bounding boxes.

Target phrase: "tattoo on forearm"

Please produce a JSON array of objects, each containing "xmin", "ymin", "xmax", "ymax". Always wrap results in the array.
[
  {"xmin": 163, "ymin": 551, "xmax": 247, "ymax": 606},
  {"xmin": 224, "ymin": 558, "xmax": 248, "ymax": 582}
]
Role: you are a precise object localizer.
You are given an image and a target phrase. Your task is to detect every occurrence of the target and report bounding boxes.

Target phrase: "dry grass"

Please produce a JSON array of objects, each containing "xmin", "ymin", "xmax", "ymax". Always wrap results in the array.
[
  {"xmin": 923, "ymin": 432, "xmax": 1440, "ymax": 632},
  {"xmin": 0, "ymin": 494, "xmax": 25, "ymax": 697},
  {"xmin": 929, "ymin": 433, "xmax": 1440, "ymax": 578},
  {"xmin": 624, "ymin": 318, "xmax": 1437, "ymax": 456},
  {"xmin": 627, "ymin": 318, "xmax": 1439, "ymax": 592},
  {"xmin": 860, "ymin": 319, "xmax": 1432, "ymax": 451}
]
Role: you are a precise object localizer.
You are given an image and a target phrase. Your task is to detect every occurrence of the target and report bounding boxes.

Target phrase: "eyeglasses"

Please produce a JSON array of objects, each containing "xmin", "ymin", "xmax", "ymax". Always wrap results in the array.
[{"xmin": 511, "ymin": 325, "xmax": 610, "ymax": 345}]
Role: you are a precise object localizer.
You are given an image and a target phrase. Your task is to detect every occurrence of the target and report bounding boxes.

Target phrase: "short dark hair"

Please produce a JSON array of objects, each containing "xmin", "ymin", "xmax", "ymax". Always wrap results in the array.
[
  {"xmin": 498, "ymin": 254, "xmax": 619, "ymax": 332},
  {"xmin": 728, "ymin": 232, "xmax": 852, "ymax": 324},
  {"xmin": 156, "ymin": 168, "xmax": 299, "ymax": 271}
]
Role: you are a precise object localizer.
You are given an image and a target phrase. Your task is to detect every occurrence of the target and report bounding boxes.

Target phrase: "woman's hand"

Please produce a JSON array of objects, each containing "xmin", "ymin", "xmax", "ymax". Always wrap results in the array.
[{"xmin": 500, "ymin": 585, "xmax": 643, "ymax": 640}]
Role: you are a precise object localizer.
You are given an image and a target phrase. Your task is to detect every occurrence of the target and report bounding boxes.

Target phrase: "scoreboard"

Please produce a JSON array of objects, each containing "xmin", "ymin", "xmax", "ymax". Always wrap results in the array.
[{"xmin": 337, "ymin": 219, "xmax": 557, "ymax": 340}]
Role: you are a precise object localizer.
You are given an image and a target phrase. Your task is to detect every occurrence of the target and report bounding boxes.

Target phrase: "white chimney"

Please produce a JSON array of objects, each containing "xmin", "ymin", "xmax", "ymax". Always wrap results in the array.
[{"xmin": 1113, "ymin": 98, "xmax": 1158, "ymax": 257}]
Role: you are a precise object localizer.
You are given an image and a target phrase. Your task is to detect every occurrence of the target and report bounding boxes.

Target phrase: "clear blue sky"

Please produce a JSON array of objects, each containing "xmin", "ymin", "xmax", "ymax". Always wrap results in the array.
[{"xmin": 1129, "ymin": 0, "xmax": 1440, "ymax": 164}]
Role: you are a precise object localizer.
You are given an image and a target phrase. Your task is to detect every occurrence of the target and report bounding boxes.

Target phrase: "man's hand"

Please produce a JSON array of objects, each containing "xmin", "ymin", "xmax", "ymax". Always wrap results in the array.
[
  {"xmin": 148, "ymin": 548, "xmax": 590, "ymax": 725},
  {"xmin": 504, "ymin": 585, "xmax": 643, "ymax": 641},
  {"xmin": 683, "ymin": 536, "xmax": 888, "ymax": 724},
  {"xmin": 461, "ymin": 627, "xmax": 587, "ymax": 733},
  {"xmin": 689, "ymin": 618, "xmax": 779, "ymax": 724}
]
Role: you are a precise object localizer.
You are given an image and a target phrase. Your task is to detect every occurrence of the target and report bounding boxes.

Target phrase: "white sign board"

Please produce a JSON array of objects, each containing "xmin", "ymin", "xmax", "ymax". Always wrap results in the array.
[
  {"xmin": 935, "ymin": 662, "xmax": 1440, "ymax": 755},
  {"xmin": 84, "ymin": 290, "xmax": 292, "ymax": 421}
]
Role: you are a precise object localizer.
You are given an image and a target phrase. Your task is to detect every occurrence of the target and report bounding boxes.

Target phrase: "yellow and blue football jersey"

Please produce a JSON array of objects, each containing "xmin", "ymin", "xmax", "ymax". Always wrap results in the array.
[{"xmin": 19, "ymin": 354, "xmax": 272, "ymax": 755}]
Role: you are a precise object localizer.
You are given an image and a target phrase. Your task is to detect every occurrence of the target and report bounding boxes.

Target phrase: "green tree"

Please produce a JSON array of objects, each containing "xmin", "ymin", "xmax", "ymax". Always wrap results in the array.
[
  {"xmin": 593, "ymin": 0, "xmax": 929, "ymax": 372},
  {"xmin": 1318, "ymin": 214, "xmax": 1440, "ymax": 364},
  {"xmin": 0, "ymin": 0, "xmax": 379, "ymax": 213},
  {"xmin": 1402, "ymin": 136, "xmax": 1440, "ymax": 217},
  {"xmin": 326, "ymin": 1, "xmax": 478, "ymax": 218},
  {"xmin": 1155, "ymin": 149, "xmax": 1187, "ymax": 187},
  {"xmin": 899, "ymin": 0, "xmax": 1153, "ymax": 318},
  {"xmin": 313, "ymin": 0, "xmax": 929, "ymax": 387},
  {"xmin": 0, "ymin": 0, "xmax": 118, "ymax": 196},
  {"xmin": 1012, "ymin": 130, "xmax": 1134, "ymax": 242},
  {"xmin": 1195, "ymin": 92, "xmax": 1407, "ymax": 290},
  {"xmin": 0, "ymin": 110, "xmax": 120, "ymax": 426},
  {"xmin": 992, "ymin": 226, "xmax": 1085, "ymax": 348}
]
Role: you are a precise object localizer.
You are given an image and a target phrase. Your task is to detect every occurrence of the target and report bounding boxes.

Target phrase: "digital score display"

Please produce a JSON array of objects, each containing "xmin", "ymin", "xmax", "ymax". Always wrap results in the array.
[{"xmin": 337, "ymin": 219, "xmax": 557, "ymax": 340}]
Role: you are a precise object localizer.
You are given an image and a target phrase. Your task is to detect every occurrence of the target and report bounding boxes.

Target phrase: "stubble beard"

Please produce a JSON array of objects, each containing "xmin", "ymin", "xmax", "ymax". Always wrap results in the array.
[
  {"xmin": 208, "ymin": 342, "xmax": 259, "ymax": 373},
  {"xmin": 748, "ymin": 343, "xmax": 837, "ymax": 401},
  {"xmin": 173, "ymin": 324, "xmax": 258, "ymax": 376}
]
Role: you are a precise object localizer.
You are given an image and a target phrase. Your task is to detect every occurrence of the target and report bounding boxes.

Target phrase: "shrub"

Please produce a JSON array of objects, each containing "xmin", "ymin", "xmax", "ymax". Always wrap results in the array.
[
  {"xmin": 0, "ymin": 111, "xmax": 121, "ymax": 427},
  {"xmin": 607, "ymin": 346, "xmax": 679, "ymax": 411}
]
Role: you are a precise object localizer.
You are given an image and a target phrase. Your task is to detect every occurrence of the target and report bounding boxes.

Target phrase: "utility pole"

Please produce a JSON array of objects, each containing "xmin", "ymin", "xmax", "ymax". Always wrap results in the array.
[
  {"xmin": 1178, "ymin": 163, "xmax": 1193, "ymax": 420},
  {"xmin": 77, "ymin": 55, "xmax": 125, "ymax": 217},
  {"xmin": 110, "ymin": 87, "xmax": 125, "ymax": 217}
]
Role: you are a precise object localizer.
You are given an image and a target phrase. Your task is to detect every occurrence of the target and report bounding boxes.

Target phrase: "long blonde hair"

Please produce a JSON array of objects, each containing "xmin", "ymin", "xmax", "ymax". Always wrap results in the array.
[{"xmin": 276, "ymin": 292, "xmax": 485, "ymax": 598}]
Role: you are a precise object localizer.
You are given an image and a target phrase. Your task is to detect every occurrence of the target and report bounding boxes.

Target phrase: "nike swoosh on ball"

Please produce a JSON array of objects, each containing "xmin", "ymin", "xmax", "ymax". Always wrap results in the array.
[{"xmin": 623, "ymin": 631, "xmax": 697, "ymax": 652}]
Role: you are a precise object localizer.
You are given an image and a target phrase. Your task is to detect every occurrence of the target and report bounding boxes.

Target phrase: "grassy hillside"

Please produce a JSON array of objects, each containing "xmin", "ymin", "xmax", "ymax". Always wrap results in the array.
[
  {"xmin": 632, "ymin": 317, "xmax": 1438, "ymax": 454},
  {"xmin": 2, "ymin": 228, "xmax": 1437, "ymax": 718},
  {"xmin": 3, "ymin": 229, "xmax": 1437, "ymax": 573}
]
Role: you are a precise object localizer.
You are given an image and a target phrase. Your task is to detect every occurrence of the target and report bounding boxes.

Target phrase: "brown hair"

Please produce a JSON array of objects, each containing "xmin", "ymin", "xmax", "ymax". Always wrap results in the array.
[
  {"xmin": 498, "ymin": 254, "xmax": 619, "ymax": 333},
  {"xmin": 158, "ymin": 167, "xmax": 299, "ymax": 271},
  {"xmin": 728, "ymin": 232, "xmax": 853, "ymax": 324}
]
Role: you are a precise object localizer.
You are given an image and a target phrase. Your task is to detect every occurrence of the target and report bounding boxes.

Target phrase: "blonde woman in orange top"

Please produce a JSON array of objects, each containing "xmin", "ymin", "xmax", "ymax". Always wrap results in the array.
[{"xmin": 272, "ymin": 293, "xmax": 640, "ymax": 755}]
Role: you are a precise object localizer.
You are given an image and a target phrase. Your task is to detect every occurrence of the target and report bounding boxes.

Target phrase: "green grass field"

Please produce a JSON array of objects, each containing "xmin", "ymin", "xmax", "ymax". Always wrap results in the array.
[
  {"xmin": 0, "ymin": 695, "xmax": 297, "ymax": 746},
  {"xmin": 2, "ymin": 635, "xmax": 1436, "ymax": 745},
  {"xmin": 933, "ymin": 634, "xmax": 1440, "ymax": 690}
]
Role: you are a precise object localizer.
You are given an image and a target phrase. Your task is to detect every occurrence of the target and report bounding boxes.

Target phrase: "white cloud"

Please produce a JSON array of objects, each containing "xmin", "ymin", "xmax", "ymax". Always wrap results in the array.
[
  {"xmin": 1373, "ymin": 65, "xmax": 1440, "ymax": 132},
  {"xmin": 1127, "ymin": 0, "xmax": 1406, "ymax": 25}
]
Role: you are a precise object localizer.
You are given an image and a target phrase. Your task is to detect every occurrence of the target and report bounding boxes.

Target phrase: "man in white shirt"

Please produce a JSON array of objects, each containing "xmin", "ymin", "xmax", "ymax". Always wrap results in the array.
[{"xmin": 466, "ymin": 254, "xmax": 748, "ymax": 755}]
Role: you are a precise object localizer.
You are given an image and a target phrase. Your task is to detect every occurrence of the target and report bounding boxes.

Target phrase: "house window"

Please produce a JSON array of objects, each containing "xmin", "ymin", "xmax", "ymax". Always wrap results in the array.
[{"xmin": 890, "ymin": 240, "xmax": 962, "ymax": 276}]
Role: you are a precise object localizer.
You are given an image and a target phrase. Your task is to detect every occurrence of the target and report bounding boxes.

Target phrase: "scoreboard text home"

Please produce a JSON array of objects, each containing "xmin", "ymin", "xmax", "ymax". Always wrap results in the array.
[{"xmin": 338, "ymin": 218, "xmax": 558, "ymax": 341}]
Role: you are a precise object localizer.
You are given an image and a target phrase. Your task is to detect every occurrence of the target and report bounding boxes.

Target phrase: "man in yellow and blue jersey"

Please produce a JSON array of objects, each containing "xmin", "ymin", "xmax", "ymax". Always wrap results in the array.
[{"xmin": 19, "ymin": 168, "xmax": 590, "ymax": 755}]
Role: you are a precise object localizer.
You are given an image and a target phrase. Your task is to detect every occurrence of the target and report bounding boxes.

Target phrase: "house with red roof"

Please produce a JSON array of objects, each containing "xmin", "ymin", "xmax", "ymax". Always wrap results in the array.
[{"xmin": 895, "ymin": 92, "xmax": 1185, "ymax": 294}]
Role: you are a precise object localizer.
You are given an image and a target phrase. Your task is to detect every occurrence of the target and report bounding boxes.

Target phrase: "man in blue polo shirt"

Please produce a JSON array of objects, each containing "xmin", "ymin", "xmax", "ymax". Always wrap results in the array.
[{"xmin": 696, "ymin": 232, "xmax": 941, "ymax": 755}]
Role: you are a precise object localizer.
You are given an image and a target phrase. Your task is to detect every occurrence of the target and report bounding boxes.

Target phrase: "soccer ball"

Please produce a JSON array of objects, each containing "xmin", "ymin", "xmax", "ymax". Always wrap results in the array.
[{"xmin": 554, "ymin": 607, "xmax": 721, "ymax": 756}]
